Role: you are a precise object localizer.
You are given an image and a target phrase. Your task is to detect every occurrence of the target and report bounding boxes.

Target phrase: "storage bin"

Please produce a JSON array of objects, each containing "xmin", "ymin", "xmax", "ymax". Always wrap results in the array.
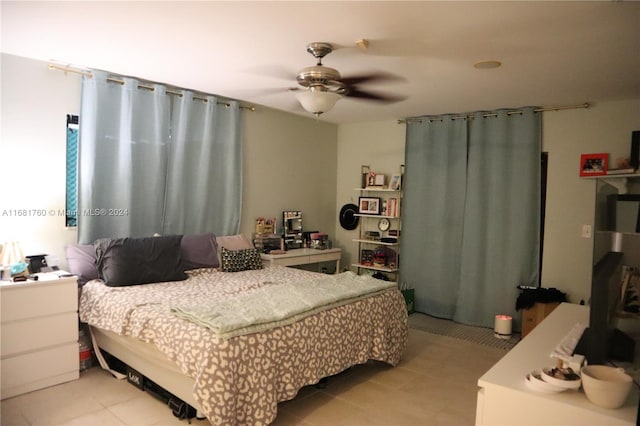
[{"xmin": 402, "ymin": 288, "xmax": 415, "ymax": 314}]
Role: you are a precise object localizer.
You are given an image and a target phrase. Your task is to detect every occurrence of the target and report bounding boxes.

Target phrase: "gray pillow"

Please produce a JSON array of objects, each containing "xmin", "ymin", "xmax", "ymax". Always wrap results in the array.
[
  {"xmin": 181, "ymin": 233, "xmax": 219, "ymax": 270},
  {"xmin": 94, "ymin": 235, "xmax": 187, "ymax": 286},
  {"xmin": 64, "ymin": 244, "xmax": 98, "ymax": 286}
]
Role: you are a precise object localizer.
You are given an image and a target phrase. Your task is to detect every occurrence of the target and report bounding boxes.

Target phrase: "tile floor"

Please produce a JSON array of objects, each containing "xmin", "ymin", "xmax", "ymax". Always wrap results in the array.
[{"xmin": 1, "ymin": 329, "xmax": 507, "ymax": 425}]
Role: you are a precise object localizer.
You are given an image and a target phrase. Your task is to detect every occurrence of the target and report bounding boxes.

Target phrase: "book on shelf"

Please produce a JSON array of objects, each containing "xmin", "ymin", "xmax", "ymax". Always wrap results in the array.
[
  {"xmin": 387, "ymin": 197, "xmax": 399, "ymax": 217},
  {"xmin": 607, "ymin": 168, "xmax": 636, "ymax": 175}
]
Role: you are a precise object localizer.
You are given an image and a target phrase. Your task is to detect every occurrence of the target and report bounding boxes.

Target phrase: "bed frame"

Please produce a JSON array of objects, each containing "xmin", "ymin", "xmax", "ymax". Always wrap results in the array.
[{"xmin": 90, "ymin": 327, "xmax": 203, "ymax": 413}]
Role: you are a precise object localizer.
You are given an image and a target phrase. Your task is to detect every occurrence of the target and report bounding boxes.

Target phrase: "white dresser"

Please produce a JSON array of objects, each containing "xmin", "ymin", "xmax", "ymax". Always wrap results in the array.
[
  {"xmin": 1, "ymin": 273, "xmax": 79, "ymax": 399},
  {"xmin": 476, "ymin": 303, "xmax": 638, "ymax": 425}
]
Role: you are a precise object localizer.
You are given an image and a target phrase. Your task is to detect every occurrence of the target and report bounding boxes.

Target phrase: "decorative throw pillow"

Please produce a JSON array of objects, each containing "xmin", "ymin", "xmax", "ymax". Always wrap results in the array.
[
  {"xmin": 215, "ymin": 234, "xmax": 255, "ymax": 266},
  {"xmin": 220, "ymin": 247, "xmax": 263, "ymax": 272},
  {"xmin": 181, "ymin": 233, "xmax": 219, "ymax": 271},
  {"xmin": 215, "ymin": 234, "xmax": 253, "ymax": 250},
  {"xmin": 94, "ymin": 235, "xmax": 188, "ymax": 286},
  {"xmin": 64, "ymin": 244, "xmax": 98, "ymax": 286}
]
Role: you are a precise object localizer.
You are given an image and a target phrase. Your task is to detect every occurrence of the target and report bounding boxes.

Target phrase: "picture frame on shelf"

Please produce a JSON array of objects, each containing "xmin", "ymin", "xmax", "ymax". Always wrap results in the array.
[
  {"xmin": 367, "ymin": 171, "xmax": 386, "ymax": 187},
  {"xmin": 367, "ymin": 171, "xmax": 377, "ymax": 187},
  {"xmin": 358, "ymin": 197, "xmax": 381, "ymax": 215},
  {"xmin": 580, "ymin": 153, "xmax": 608, "ymax": 177},
  {"xmin": 389, "ymin": 174, "xmax": 402, "ymax": 190},
  {"xmin": 361, "ymin": 165, "xmax": 370, "ymax": 189}
]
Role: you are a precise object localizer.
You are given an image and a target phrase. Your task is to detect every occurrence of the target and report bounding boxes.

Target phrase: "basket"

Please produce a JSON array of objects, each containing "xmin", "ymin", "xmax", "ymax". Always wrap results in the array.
[{"xmin": 401, "ymin": 288, "xmax": 415, "ymax": 314}]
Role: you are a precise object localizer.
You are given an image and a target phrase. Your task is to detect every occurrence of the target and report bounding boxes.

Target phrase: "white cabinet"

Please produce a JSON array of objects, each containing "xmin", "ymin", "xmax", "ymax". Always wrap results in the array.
[
  {"xmin": 476, "ymin": 303, "xmax": 638, "ymax": 425},
  {"xmin": 351, "ymin": 184, "xmax": 402, "ymax": 282},
  {"xmin": 1, "ymin": 273, "xmax": 79, "ymax": 399}
]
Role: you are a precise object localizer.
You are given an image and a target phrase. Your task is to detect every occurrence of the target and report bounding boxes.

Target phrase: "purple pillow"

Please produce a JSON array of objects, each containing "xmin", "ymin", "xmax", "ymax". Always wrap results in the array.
[
  {"xmin": 65, "ymin": 244, "xmax": 98, "ymax": 286},
  {"xmin": 181, "ymin": 233, "xmax": 219, "ymax": 270}
]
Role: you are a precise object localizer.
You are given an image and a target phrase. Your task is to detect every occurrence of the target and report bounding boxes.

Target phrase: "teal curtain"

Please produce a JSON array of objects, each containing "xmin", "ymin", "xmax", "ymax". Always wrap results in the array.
[
  {"xmin": 78, "ymin": 71, "xmax": 242, "ymax": 243},
  {"xmin": 400, "ymin": 107, "xmax": 541, "ymax": 329},
  {"xmin": 163, "ymin": 91, "xmax": 241, "ymax": 235},
  {"xmin": 401, "ymin": 115, "xmax": 468, "ymax": 318}
]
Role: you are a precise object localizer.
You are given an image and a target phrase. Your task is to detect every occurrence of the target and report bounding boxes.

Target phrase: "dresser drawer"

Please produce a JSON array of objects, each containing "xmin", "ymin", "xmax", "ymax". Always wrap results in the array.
[
  {"xmin": 0, "ymin": 343, "xmax": 79, "ymax": 399},
  {"xmin": 1, "ymin": 279, "xmax": 77, "ymax": 322},
  {"xmin": 311, "ymin": 252, "xmax": 341, "ymax": 263},
  {"xmin": 272, "ymin": 256, "xmax": 310, "ymax": 267},
  {"xmin": 1, "ymin": 312, "xmax": 78, "ymax": 357}
]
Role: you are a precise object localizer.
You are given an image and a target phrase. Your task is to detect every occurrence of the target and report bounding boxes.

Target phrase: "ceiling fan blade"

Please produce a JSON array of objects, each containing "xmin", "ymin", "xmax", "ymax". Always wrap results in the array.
[
  {"xmin": 345, "ymin": 88, "xmax": 407, "ymax": 104},
  {"xmin": 340, "ymin": 72, "xmax": 406, "ymax": 86}
]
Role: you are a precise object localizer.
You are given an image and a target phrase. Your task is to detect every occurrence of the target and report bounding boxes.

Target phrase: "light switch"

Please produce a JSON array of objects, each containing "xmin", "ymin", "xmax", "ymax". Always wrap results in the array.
[{"xmin": 581, "ymin": 224, "xmax": 592, "ymax": 238}]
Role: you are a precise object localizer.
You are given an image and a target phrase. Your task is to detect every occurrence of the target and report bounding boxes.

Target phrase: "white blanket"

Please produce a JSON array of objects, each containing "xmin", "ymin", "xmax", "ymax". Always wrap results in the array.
[{"xmin": 171, "ymin": 271, "xmax": 396, "ymax": 338}]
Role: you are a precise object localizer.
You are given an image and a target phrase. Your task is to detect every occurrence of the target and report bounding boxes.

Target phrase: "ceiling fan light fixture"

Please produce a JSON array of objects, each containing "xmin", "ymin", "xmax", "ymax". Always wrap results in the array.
[{"xmin": 295, "ymin": 90, "xmax": 341, "ymax": 116}]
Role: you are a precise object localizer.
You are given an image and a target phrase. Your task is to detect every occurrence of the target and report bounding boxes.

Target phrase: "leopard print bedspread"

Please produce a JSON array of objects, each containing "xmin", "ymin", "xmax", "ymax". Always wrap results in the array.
[{"xmin": 79, "ymin": 266, "xmax": 408, "ymax": 425}]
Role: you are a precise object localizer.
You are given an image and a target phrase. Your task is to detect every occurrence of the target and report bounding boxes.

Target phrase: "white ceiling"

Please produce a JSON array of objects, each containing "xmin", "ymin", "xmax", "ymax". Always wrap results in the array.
[{"xmin": 2, "ymin": 1, "xmax": 639, "ymax": 124}]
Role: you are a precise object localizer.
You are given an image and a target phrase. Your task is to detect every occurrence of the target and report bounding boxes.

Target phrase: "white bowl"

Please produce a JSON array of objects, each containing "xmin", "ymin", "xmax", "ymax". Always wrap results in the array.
[
  {"xmin": 526, "ymin": 370, "xmax": 566, "ymax": 393},
  {"xmin": 581, "ymin": 365, "xmax": 633, "ymax": 409},
  {"xmin": 541, "ymin": 366, "xmax": 582, "ymax": 389}
]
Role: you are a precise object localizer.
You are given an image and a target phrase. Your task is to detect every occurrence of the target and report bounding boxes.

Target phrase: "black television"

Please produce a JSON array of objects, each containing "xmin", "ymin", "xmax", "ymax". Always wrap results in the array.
[{"xmin": 574, "ymin": 251, "xmax": 635, "ymax": 365}]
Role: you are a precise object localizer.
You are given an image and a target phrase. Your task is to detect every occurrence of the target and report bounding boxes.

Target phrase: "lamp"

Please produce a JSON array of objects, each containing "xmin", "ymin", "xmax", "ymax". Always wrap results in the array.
[
  {"xmin": 1, "ymin": 241, "xmax": 25, "ymax": 266},
  {"xmin": 295, "ymin": 89, "xmax": 341, "ymax": 116},
  {"xmin": 0, "ymin": 241, "xmax": 29, "ymax": 279}
]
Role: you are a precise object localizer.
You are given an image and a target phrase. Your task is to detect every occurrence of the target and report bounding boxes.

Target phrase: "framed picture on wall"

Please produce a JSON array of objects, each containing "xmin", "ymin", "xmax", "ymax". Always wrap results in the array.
[
  {"xmin": 389, "ymin": 175, "xmax": 402, "ymax": 190},
  {"xmin": 580, "ymin": 153, "xmax": 608, "ymax": 177},
  {"xmin": 358, "ymin": 197, "xmax": 381, "ymax": 215}
]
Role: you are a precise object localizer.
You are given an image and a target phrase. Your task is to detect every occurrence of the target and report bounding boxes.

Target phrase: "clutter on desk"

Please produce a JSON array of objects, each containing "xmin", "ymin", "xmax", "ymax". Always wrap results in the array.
[
  {"xmin": 254, "ymin": 217, "xmax": 283, "ymax": 253},
  {"xmin": 309, "ymin": 232, "xmax": 329, "ymax": 250},
  {"xmin": 525, "ymin": 366, "xmax": 581, "ymax": 394},
  {"xmin": 283, "ymin": 211, "xmax": 303, "ymax": 250},
  {"xmin": 253, "ymin": 233, "xmax": 283, "ymax": 254},
  {"xmin": 255, "ymin": 217, "xmax": 276, "ymax": 235}
]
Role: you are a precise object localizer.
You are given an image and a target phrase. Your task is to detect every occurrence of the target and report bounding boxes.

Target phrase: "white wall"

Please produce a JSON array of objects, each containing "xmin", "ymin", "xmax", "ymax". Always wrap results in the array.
[
  {"xmin": 0, "ymin": 53, "xmax": 338, "ymax": 270},
  {"xmin": 334, "ymin": 120, "xmax": 406, "ymax": 269},
  {"xmin": 541, "ymin": 98, "xmax": 640, "ymax": 303},
  {"xmin": 0, "ymin": 54, "xmax": 81, "ymax": 268},
  {"xmin": 239, "ymin": 104, "xmax": 337, "ymax": 239},
  {"xmin": 334, "ymin": 99, "xmax": 640, "ymax": 305}
]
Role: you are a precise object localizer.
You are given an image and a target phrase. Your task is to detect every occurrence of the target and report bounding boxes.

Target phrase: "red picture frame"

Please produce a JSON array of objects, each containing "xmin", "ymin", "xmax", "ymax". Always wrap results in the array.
[{"xmin": 579, "ymin": 153, "xmax": 608, "ymax": 177}]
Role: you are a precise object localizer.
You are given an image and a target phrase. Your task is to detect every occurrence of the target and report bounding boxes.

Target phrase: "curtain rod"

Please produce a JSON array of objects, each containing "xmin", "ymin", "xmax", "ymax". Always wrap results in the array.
[
  {"xmin": 48, "ymin": 63, "xmax": 256, "ymax": 111},
  {"xmin": 397, "ymin": 103, "xmax": 590, "ymax": 124}
]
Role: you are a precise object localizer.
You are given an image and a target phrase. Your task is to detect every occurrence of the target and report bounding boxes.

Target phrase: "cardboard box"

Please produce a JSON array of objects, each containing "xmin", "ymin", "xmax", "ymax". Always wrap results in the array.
[{"xmin": 521, "ymin": 302, "xmax": 560, "ymax": 337}]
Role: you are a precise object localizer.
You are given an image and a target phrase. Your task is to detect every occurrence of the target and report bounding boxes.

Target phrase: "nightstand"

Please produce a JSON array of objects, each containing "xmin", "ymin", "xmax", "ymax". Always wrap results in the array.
[{"xmin": 1, "ymin": 272, "xmax": 79, "ymax": 399}]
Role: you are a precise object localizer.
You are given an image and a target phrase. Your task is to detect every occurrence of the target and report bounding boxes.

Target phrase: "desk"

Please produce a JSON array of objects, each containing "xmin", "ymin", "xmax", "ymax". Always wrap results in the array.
[
  {"xmin": 260, "ymin": 248, "xmax": 341, "ymax": 273},
  {"xmin": 476, "ymin": 303, "xmax": 638, "ymax": 425}
]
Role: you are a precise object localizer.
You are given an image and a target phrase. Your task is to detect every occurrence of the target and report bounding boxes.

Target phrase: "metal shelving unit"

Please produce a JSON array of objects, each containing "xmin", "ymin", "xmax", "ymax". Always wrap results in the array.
[{"xmin": 351, "ymin": 179, "xmax": 402, "ymax": 282}]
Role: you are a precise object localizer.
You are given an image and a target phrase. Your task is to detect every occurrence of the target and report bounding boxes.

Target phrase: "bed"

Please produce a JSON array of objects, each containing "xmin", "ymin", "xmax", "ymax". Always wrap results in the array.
[{"xmin": 72, "ymin": 233, "xmax": 408, "ymax": 425}]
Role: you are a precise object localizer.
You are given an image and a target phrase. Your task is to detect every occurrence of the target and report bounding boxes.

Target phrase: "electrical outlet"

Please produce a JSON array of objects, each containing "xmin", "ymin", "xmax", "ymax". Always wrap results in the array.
[{"xmin": 581, "ymin": 224, "xmax": 592, "ymax": 238}]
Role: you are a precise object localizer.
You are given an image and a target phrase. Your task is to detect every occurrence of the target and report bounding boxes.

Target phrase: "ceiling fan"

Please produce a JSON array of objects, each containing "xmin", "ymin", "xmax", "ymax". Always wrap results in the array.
[{"xmin": 292, "ymin": 42, "xmax": 406, "ymax": 116}]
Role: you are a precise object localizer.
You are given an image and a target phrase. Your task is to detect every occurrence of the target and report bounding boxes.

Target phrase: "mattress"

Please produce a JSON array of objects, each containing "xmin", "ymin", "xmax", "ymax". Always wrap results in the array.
[{"xmin": 79, "ymin": 266, "xmax": 408, "ymax": 425}]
